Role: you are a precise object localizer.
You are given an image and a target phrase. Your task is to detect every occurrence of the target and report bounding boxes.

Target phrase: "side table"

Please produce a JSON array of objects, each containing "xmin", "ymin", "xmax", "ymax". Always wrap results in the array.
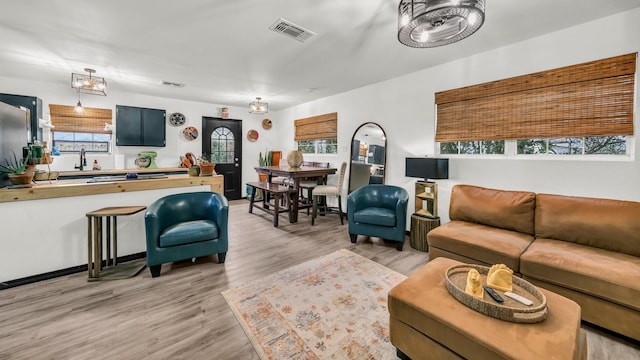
[
  {"xmin": 410, "ymin": 214, "xmax": 440, "ymax": 252},
  {"xmin": 86, "ymin": 206, "xmax": 147, "ymax": 281}
]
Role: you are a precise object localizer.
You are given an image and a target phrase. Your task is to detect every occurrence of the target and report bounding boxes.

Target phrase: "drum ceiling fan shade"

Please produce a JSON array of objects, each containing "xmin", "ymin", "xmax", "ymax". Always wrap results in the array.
[{"xmin": 398, "ymin": 0, "xmax": 485, "ymax": 48}]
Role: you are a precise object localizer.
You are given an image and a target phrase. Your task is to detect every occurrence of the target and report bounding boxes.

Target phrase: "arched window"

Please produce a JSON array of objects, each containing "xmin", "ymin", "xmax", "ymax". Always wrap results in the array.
[{"xmin": 211, "ymin": 127, "xmax": 234, "ymax": 164}]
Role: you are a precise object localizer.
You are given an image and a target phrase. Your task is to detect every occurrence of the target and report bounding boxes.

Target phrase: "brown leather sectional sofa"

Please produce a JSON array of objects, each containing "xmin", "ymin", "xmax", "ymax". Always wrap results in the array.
[{"xmin": 427, "ymin": 184, "xmax": 640, "ymax": 340}]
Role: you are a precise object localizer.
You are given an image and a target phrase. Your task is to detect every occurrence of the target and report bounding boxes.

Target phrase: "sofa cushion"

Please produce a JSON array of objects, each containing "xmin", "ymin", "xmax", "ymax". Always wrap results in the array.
[
  {"xmin": 535, "ymin": 194, "xmax": 640, "ymax": 257},
  {"xmin": 520, "ymin": 238, "xmax": 640, "ymax": 311},
  {"xmin": 353, "ymin": 207, "xmax": 396, "ymax": 227},
  {"xmin": 427, "ymin": 220, "xmax": 534, "ymax": 272},
  {"xmin": 159, "ymin": 220, "xmax": 219, "ymax": 247},
  {"xmin": 449, "ymin": 185, "xmax": 536, "ymax": 235}
]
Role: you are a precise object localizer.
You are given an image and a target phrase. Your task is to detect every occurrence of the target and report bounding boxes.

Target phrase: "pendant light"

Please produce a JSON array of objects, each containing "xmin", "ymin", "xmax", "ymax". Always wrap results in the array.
[{"xmin": 249, "ymin": 97, "xmax": 269, "ymax": 114}]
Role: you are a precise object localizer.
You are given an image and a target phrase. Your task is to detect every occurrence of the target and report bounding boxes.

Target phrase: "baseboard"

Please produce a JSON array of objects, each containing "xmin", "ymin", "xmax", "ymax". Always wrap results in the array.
[{"xmin": 0, "ymin": 252, "xmax": 146, "ymax": 290}]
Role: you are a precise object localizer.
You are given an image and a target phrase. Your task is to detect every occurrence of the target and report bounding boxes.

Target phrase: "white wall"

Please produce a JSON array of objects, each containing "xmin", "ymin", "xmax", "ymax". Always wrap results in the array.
[
  {"xmin": 277, "ymin": 8, "xmax": 640, "ymax": 223},
  {"xmin": 1, "ymin": 8, "xmax": 639, "ymax": 234},
  {"xmin": 0, "ymin": 78, "xmax": 278, "ymax": 197}
]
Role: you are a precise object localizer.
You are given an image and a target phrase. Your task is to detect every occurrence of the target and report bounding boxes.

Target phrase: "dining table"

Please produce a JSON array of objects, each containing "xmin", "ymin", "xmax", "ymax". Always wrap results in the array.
[{"xmin": 254, "ymin": 165, "xmax": 337, "ymax": 222}]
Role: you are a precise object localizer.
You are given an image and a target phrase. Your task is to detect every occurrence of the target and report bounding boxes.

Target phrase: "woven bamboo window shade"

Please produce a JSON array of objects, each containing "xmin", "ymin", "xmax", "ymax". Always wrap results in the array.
[
  {"xmin": 49, "ymin": 104, "xmax": 113, "ymax": 134},
  {"xmin": 294, "ymin": 112, "xmax": 338, "ymax": 141},
  {"xmin": 435, "ymin": 53, "xmax": 636, "ymax": 142}
]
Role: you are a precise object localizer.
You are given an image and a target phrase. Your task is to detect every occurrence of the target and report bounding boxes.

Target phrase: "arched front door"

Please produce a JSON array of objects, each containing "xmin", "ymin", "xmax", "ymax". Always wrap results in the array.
[{"xmin": 202, "ymin": 117, "xmax": 242, "ymax": 200}]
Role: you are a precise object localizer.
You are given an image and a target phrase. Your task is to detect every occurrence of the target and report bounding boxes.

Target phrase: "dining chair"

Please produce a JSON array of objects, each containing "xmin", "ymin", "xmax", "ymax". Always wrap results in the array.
[
  {"xmin": 299, "ymin": 161, "xmax": 330, "ymax": 212},
  {"xmin": 311, "ymin": 162, "xmax": 347, "ymax": 225}
]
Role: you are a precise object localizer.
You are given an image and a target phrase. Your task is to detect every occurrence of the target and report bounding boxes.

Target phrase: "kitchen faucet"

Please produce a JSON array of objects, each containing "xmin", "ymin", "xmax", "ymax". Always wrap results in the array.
[{"xmin": 75, "ymin": 148, "xmax": 87, "ymax": 171}]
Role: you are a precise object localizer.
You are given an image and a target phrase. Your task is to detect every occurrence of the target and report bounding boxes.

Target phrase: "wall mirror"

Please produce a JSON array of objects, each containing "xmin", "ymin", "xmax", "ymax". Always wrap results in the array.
[{"xmin": 348, "ymin": 122, "xmax": 386, "ymax": 193}]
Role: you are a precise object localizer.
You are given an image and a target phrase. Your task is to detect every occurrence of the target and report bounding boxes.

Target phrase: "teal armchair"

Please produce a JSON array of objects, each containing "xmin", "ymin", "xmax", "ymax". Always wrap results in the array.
[
  {"xmin": 145, "ymin": 191, "xmax": 229, "ymax": 277},
  {"xmin": 347, "ymin": 185, "xmax": 409, "ymax": 251}
]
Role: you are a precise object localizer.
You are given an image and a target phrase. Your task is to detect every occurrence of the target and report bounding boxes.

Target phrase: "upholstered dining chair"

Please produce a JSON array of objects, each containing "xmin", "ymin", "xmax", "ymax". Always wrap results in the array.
[
  {"xmin": 347, "ymin": 185, "xmax": 409, "ymax": 251},
  {"xmin": 312, "ymin": 162, "xmax": 348, "ymax": 225},
  {"xmin": 144, "ymin": 191, "xmax": 229, "ymax": 277},
  {"xmin": 299, "ymin": 161, "xmax": 330, "ymax": 212}
]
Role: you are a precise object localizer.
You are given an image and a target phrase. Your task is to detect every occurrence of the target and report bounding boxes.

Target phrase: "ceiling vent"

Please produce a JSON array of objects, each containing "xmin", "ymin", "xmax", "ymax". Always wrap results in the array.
[
  {"xmin": 269, "ymin": 18, "xmax": 316, "ymax": 42},
  {"xmin": 161, "ymin": 80, "xmax": 185, "ymax": 88}
]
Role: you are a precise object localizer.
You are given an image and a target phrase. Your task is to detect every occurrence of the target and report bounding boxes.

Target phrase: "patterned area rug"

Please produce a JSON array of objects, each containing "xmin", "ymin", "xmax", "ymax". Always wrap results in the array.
[{"xmin": 222, "ymin": 249, "xmax": 407, "ymax": 359}]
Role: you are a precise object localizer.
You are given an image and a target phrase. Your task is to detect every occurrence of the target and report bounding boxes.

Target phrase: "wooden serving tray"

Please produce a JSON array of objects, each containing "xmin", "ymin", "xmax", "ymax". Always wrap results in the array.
[{"xmin": 445, "ymin": 264, "xmax": 547, "ymax": 323}]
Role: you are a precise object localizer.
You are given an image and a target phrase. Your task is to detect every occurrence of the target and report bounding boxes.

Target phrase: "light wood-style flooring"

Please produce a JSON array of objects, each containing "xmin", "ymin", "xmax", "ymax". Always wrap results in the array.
[{"xmin": 0, "ymin": 200, "xmax": 638, "ymax": 359}]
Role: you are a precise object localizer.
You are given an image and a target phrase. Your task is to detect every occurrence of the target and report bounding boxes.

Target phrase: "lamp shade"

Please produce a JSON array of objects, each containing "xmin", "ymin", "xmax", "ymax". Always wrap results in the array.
[{"xmin": 405, "ymin": 157, "xmax": 448, "ymax": 181}]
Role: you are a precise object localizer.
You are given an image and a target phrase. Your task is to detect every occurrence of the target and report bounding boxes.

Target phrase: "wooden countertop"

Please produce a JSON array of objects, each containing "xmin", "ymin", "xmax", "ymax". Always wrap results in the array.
[
  {"xmin": 58, "ymin": 167, "xmax": 187, "ymax": 178},
  {"xmin": 0, "ymin": 174, "xmax": 223, "ymax": 203}
]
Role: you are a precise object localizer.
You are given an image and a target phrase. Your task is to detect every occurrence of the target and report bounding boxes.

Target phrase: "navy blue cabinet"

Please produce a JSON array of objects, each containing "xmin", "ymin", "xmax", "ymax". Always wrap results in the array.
[
  {"xmin": 115, "ymin": 105, "xmax": 166, "ymax": 147},
  {"xmin": 0, "ymin": 93, "xmax": 43, "ymax": 142},
  {"xmin": 367, "ymin": 145, "xmax": 385, "ymax": 165}
]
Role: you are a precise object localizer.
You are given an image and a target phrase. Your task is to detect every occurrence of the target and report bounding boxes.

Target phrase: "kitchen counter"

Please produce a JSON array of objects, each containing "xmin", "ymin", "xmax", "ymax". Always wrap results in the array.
[
  {"xmin": 0, "ymin": 173, "xmax": 224, "ymax": 283},
  {"xmin": 0, "ymin": 174, "xmax": 223, "ymax": 203},
  {"xmin": 57, "ymin": 167, "xmax": 187, "ymax": 179}
]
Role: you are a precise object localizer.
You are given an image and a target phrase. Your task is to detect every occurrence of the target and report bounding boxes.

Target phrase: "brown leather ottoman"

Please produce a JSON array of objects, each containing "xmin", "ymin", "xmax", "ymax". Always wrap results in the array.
[{"xmin": 388, "ymin": 257, "xmax": 587, "ymax": 360}]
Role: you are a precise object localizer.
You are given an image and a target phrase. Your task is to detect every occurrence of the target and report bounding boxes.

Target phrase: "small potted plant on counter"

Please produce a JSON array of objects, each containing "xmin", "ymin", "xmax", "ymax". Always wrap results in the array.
[
  {"xmin": 0, "ymin": 150, "xmax": 34, "ymax": 186},
  {"xmin": 199, "ymin": 154, "xmax": 215, "ymax": 176}
]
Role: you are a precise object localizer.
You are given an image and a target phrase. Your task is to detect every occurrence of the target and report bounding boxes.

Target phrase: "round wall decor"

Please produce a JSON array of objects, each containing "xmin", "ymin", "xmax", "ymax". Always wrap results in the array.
[
  {"xmin": 169, "ymin": 112, "xmax": 186, "ymax": 126},
  {"xmin": 247, "ymin": 129, "xmax": 259, "ymax": 142},
  {"xmin": 182, "ymin": 126, "xmax": 198, "ymax": 141},
  {"xmin": 262, "ymin": 118, "xmax": 272, "ymax": 130}
]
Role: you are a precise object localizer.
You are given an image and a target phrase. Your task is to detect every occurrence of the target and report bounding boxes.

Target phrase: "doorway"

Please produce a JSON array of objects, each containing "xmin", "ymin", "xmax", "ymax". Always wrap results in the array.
[{"xmin": 202, "ymin": 117, "xmax": 242, "ymax": 200}]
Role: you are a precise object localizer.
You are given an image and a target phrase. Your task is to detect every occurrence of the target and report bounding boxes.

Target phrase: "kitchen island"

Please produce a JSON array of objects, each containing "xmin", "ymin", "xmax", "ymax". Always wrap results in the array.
[
  {"xmin": 0, "ymin": 173, "xmax": 222, "ymax": 203},
  {"xmin": 0, "ymin": 174, "xmax": 223, "ymax": 284}
]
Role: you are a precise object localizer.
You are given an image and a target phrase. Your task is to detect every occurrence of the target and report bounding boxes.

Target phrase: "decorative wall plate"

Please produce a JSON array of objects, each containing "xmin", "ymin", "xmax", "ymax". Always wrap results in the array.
[
  {"xmin": 262, "ymin": 118, "xmax": 272, "ymax": 130},
  {"xmin": 247, "ymin": 129, "xmax": 259, "ymax": 142},
  {"xmin": 169, "ymin": 112, "xmax": 186, "ymax": 126},
  {"xmin": 182, "ymin": 126, "xmax": 198, "ymax": 141}
]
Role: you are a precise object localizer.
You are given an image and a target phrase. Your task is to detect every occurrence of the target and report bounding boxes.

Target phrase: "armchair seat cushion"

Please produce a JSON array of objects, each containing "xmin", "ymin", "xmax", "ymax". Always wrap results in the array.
[
  {"xmin": 353, "ymin": 207, "xmax": 396, "ymax": 227},
  {"xmin": 159, "ymin": 220, "xmax": 219, "ymax": 247}
]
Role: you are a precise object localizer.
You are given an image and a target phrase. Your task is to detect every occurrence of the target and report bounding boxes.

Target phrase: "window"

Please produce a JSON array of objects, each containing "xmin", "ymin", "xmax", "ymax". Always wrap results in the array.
[
  {"xmin": 210, "ymin": 127, "xmax": 235, "ymax": 163},
  {"xmin": 435, "ymin": 53, "xmax": 636, "ymax": 158},
  {"xmin": 294, "ymin": 112, "xmax": 338, "ymax": 155},
  {"xmin": 440, "ymin": 140, "xmax": 504, "ymax": 155},
  {"xmin": 517, "ymin": 136, "xmax": 626, "ymax": 155},
  {"xmin": 53, "ymin": 132, "xmax": 110, "ymax": 152},
  {"xmin": 298, "ymin": 139, "xmax": 338, "ymax": 154},
  {"xmin": 49, "ymin": 104, "xmax": 112, "ymax": 153}
]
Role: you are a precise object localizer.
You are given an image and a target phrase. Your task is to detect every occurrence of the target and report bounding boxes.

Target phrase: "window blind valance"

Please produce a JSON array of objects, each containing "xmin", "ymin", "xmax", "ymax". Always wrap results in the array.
[
  {"xmin": 435, "ymin": 53, "xmax": 636, "ymax": 142},
  {"xmin": 49, "ymin": 104, "xmax": 113, "ymax": 134},
  {"xmin": 294, "ymin": 112, "xmax": 337, "ymax": 141}
]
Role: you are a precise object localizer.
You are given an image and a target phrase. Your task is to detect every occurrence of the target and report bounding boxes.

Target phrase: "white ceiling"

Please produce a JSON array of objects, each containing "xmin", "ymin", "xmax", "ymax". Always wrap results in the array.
[{"xmin": 1, "ymin": 0, "xmax": 639, "ymax": 111}]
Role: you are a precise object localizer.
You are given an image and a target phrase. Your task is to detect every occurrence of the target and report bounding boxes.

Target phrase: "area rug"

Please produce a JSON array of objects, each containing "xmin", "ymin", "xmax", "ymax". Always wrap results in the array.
[{"xmin": 222, "ymin": 249, "xmax": 407, "ymax": 360}]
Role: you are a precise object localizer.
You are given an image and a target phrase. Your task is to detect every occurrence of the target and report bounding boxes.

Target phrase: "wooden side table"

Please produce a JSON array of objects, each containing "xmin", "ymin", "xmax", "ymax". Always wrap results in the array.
[
  {"xmin": 410, "ymin": 214, "xmax": 440, "ymax": 252},
  {"xmin": 86, "ymin": 206, "xmax": 147, "ymax": 281}
]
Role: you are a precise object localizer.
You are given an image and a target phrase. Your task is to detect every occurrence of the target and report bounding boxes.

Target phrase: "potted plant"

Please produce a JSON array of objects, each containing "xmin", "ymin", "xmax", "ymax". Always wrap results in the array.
[
  {"xmin": 0, "ymin": 150, "xmax": 34, "ymax": 186},
  {"xmin": 198, "ymin": 154, "xmax": 215, "ymax": 176},
  {"xmin": 257, "ymin": 150, "xmax": 273, "ymax": 182}
]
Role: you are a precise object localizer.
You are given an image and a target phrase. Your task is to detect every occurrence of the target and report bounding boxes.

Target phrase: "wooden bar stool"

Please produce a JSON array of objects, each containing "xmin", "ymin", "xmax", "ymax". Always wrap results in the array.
[{"xmin": 86, "ymin": 206, "xmax": 147, "ymax": 281}]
